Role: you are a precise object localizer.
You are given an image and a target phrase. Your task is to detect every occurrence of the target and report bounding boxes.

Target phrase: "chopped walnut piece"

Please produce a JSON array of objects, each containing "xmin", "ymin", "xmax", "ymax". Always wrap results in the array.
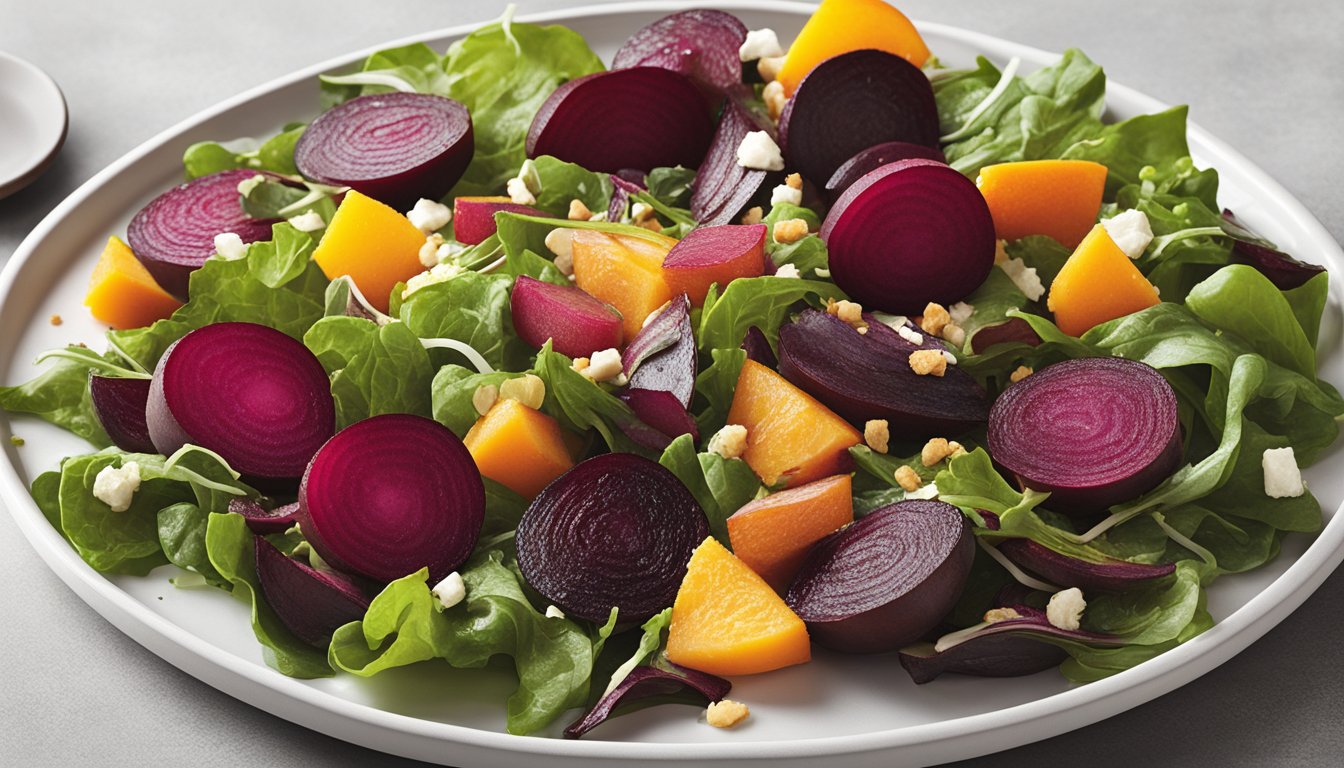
[
  {"xmin": 984, "ymin": 607, "xmax": 1023, "ymax": 624},
  {"xmin": 1010, "ymin": 365, "xmax": 1034, "ymax": 383},
  {"xmin": 921, "ymin": 438, "xmax": 955, "ymax": 467},
  {"xmin": 763, "ymin": 80, "xmax": 787, "ymax": 121},
  {"xmin": 567, "ymin": 199, "xmax": 593, "ymax": 221},
  {"xmin": 471, "ymin": 384, "xmax": 499, "ymax": 416},
  {"xmin": 894, "ymin": 465, "xmax": 922, "ymax": 492},
  {"xmin": 920, "ymin": 302, "xmax": 951, "ymax": 336},
  {"xmin": 785, "ymin": 173, "xmax": 803, "ymax": 190},
  {"xmin": 908, "ymin": 349, "xmax": 947, "ymax": 377},
  {"xmin": 499, "ymin": 374, "xmax": 546, "ymax": 410},
  {"xmin": 572, "ymin": 357, "xmax": 591, "ymax": 373},
  {"xmin": 772, "ymin": 217, "xmax": 809, "ymax": 244},
  {"xmin": 864, "ymin": 419, "xmax": 890, "ymax": 454},
  {"xmin": 740, "ymin": 206, "xmax": 764, "ymax": 225},
  {"xmin": 706, "ymin": 699, "xmax": 750, "ymax": 729},
  {"xmin": 942, "ymin": 323, "xmax": 966, "ymax": 347},
  {"xmin": 49, "ymin": 314, "xmax": 63, "ymax": 326},
  {"xmin": 757, "ymin": 55, "xmax": 785, "ymax": 82}
]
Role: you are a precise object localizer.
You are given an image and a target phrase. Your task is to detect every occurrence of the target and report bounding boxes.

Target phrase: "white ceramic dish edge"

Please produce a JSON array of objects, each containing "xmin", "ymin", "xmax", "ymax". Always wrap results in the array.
[{"xmin": 0, "ymin": 51, "xmax": 69, "ymax": 199}]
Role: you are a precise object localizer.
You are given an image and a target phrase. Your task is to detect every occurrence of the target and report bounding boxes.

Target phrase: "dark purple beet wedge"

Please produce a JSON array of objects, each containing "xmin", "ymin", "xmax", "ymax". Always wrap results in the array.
[
  {"xmin": 147, "ymin": 323, "xmax": 335, "ymax": 486},
  {"xmin": 824, "ymin": 140, "xmax": 946, "ymax": 200},
  {"xmin": 608, "ymin": 173, "xmax": 646, "ymax": 222},
  {"xmin": 227, "ymin": 497, "xmax": 300, "ymax": 535},
  {"xmin": 777, "ymin": 309, "xmax": 990, "ymax": 437},
  {"xmin": 689, "ymin": 99, "xmax": 777, "ymax": 226},
  {"xmin": 298, "ymin": 414, "xmax": 484, "ymax": 584},
  {"xmin": 611, "ymin": 10, "xmax": 747, "ymax": 96},
  {"xmin": 89, "ymin": 374, "xmax": 156, "ymax": 453},
  {"xmin": 511, "ymin": 275, "xmax": 625, "ymax": 358},
  {"xmin": 996, "ymin": 539, "xmax": 1176, "ymax": 593},
  {"xmin": 127, "ymin": 169, "xmax": 280, "ymax": 300},
  {"xmin": 254, "ymin": 535, "xmax": 372, "ymax": 647},
  {"xmin": 516, "ymin": 453, "xmax": 708, "ymax": 624},
  {"xmin": 294, "ymin": 92, "xmax": 473, "ymax": 208},
  {"xmin": 968, "ymin": 318, "xmax": 1042, "ymax": 354},
  {"xmin": 527, "ymin": 68, "xmax": 713, "ymax": 174},
  {"xmin": 1222, "ymin": 210, "xmax": 1325, "ymax": 290},
  {"xmin": 822, "ymin": 158, "xmax": 996, "ymax": 313},
  {"xmin": 741, "ymin": 326, "xmax": 777, "ymax": 367},
  {"xmin": 564, "ymin": 661, "xmax": 731, "ymax": 739},
  {"xmin": 779, "ymin": 50, "xmax": 939, "ymax": 188},
  {"xmin": 622, "ymin": 294, "xmax": 696, "ymax": 408},
  {"xmin": 620, "ymin": 389, "xmax": 698, "ymax": 442},
  {"xmin": 786, "ymin": 500, "xmax": 974, "ymax": 654},
  {"xmin": 988, "ymin": 357, "xmax": 1182, "ymax": 515}
]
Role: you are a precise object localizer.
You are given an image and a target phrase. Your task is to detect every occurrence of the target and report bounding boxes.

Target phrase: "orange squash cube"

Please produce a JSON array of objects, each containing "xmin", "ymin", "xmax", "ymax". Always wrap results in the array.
[
  {"xmin": 977, "ymin": 160, "xmax": 1109, "ymax": 248},
  {"xmin": 84, "ymin": 236, "xmax": 183, "ymax": 330},
  {"xmin": 464, "ymin": 398, "xmax": 574, "ymax": 500},
  {"xmin": 1047, "ymin": 224, "xmax": 1161, "ymax": 336},
  {"xmin": 570, "ymin": 229, "xmax": 678, "ymax": 340},
  {"xmin": 727, "ymin": 474, "xmax": 854, "ymax": 592},
  {"xmin": 312, "ymin": 190, "xmax": 426, "ymax": 313},
  {"xmin": 776, "ymin": 0, "xmax": 932, "ymax": 96}
]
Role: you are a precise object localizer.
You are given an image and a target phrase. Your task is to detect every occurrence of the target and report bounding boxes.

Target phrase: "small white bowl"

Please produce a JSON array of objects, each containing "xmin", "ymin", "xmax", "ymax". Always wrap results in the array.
[{"xmin": 0, "ymin": 51, "xmax": 68, "ymax": 199}]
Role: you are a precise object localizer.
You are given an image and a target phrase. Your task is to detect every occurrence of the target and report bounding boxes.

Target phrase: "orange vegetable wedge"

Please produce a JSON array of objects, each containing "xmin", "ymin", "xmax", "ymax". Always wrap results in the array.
[
  {"xmin": 666, "ymin": 537, "xmax": 811, "ymax": 676},
  {"xmin": 464, "ymin": 398, "xmax": 574, "ymax": 500},
  {"xmin": 570, "ymin": 229, "xmax": 678, "ymax": 340},
  {"xmin": 312, "ymin": 189, "xmax": 426, "ymax": 313},
  {"xmin": 776, "ymin": 0, "xmax": 932, "ymax": 96},
  {"xmin": 728, "ymin": 474, "xmax": 854, "ymax": 592},
  {"xmin": 1047, "ymin": 224, "xmax": 1161, "ymax": 336},
  {"xmin": 726, "ymin": 359, "xmax": 862, "ymax": 487},
  {"xmin": 977, "ymin": 160, "xmax": 1109, "ymax": 248},
  {"xmin": 84, "ymin": 236, "xmax": 183, "ymax": 329}
]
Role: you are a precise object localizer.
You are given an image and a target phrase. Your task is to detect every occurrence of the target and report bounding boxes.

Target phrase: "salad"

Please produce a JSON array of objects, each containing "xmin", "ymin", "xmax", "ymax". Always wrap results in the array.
[{"xmin": 3, "ymin": 0, "xmax": 1340, "ymax": 740}]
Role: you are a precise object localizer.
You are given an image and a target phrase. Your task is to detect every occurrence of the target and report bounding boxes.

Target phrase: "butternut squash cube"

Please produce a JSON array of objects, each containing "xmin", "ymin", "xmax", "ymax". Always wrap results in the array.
[
  {"xmin": 464, "ymin": 398, "xmax": 574, "ymax": 500},
  {"xmin": 570, "ymin": 229, "xmax": 677, "ymax": 340},
  {"xmin": 1047, "ymin": 224, "xmax": 1161, "ymax": 336},
  {"xmin": 312, "ymin": 190, "xmax": 426, "ymax": 313},
  {"xmin": 84, "ymin": 236, "xmax": 182, "ymax": 329}
]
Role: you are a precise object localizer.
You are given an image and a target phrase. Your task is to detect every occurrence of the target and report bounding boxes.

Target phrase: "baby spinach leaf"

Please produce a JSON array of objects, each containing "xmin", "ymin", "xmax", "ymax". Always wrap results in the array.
[
  {"xmin": 698, "ymin": 276, "xmax": 843, "ymax": 353},
  {"xmin": 657, "ymin": 434, "xmax": 762, "ymax": 545},
  {"xmin": 182, "ymin": 125, "xmax": 305, "ymax": 179},
  {"xmin": 303, "ymin": 317, "xmax": 433, "ymax": 428},
  {"xmin": 398, "ymin": 270, "xmax": 517, "ymax": 370},
  {"xmin": 0, "ymin": 350, "xmax": 113, "ymax": 446},
  {"xmin": 1186, "ymin": 265, "xmax": 1316, "ymax": 379},
  {"xmin": 318, "ymin": 42, "xmax": 452, "ymax": 107},
  {"xmin": 531, "ymin": 155, "xmax": 613, "ymax": 216},
  {"xmin": 430, "ymin": 365, "xmax": 528, "ymax": 436}
]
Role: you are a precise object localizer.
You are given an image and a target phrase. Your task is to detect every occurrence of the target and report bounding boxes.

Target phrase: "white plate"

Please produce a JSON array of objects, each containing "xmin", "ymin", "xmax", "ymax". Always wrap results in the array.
[
  {"xmin": 2, "ymin": 2, "xmax": 1342, "ymax": 766},
  {"xmin": 0, "ymin": 50, "xmax": 68, "ymax": 199}
]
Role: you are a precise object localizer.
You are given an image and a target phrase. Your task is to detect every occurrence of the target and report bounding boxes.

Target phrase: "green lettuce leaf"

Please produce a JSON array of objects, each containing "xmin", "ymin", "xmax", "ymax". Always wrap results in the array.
[
  {"xmin": 657, "ymin": 434, "xmax": 762, "ymax": 544},
  {"xmin": 697, "ymin": 276, "xmax": 844, "ymax": 353},
  {"xmin": 398, "ymin": 270, "xmax": 520, "ymax": 371},
  {"xmin": 302, "ymin": 317, "xmax": 434, "ymax": 428},
  {"xmin": 318, "ymin": 42, "xmax": 452, "ymax": 107},
  {"xmin": 182, "ymin": 125, "xmax": 305, "ymax": 179},
  {"xmin": 531, "ymin": 155, "xmax": 613, "ymax": 216}
]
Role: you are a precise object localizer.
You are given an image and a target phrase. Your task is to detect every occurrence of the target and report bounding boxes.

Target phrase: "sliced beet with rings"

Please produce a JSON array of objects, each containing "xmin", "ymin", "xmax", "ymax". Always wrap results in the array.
[
  {"xmin": 824, "ymin": 140, "xmax": 946, "ymax": 200},
  {"xmin": 254, "ymin": 535, "xmax": 372, "ymax": 647},
  {"xmin": 611, "ymin": 10, "xmax": 747, "ymax": 96},
  {"xmin": 89, "ymin": 374, "xmax": 155, "ymax": 453}
]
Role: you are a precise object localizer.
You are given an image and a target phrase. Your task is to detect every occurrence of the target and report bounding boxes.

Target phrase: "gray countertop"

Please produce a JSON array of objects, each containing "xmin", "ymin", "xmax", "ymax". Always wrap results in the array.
[{"xmin": 2, "ymin": 1, "xmax": 1342, "ymax": 765}]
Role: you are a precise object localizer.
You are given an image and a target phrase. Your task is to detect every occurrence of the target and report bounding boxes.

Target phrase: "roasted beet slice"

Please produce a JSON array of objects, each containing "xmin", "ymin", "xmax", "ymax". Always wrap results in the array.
[
  {"xmin": 127, "ymin": 169, "xmax": 280, "ymax": 300},
  {"xmin": 453, "ymin": 197, "xmax": 546, "ymax": 245},
  {"xmin": 564, "ymin": 661, "xmax": 731, "ymax": 739},
  {"xmin": 298, "ymin": 414, "xmax": 485, "ymax": 584},
  {"xmin": 608, "ymin": 173, "xmax": 646, "ymax": 222},
  {"xmin": 777, "ymin": 309, "xmax": 990, "ymax": 437},
  {"xmin": 988, "ymin": 357, "xmax": 1182, "ymax": 514},
  {"xmin": 611, "ymin": 10, "xmax": 747, "ymax": 95},
  {"xmin": 822, "ymin": 158, "xmax": 996, "ymax": 313},
  {"xmin": 294, "ymin": 92, "xmax": 473, "ymax": 208},
  {"xmin": 147, "ymin": 323, "xmax": 335, "ymax": 485},
  {"xmin": 996, "ymin": 538, "xmax": 1176, "ymax": 593},
  {"xmin": 227, "ymin": 497, "xmax": 300, "ymax": 535},
  {"xmin": 620, "ymin": 389, "xmax": 698, "ymax": 442},
  {"xmin": 89, "ymin": 374, "xmax": 155, "ymax": 453},
  {"xmin": 622, "ymin": 294, "xmax": 696, "ymax": 408},
  {"xmin": 824, "ymin": 140, "xmax": 946, "ymax": 200},
  {"xmin": 511, "ymin": 275, "xmax": 625, "ymax": 358},
  {"xmin": 1222, "ymin": 209, "xmax": 1325, "ymax": 290},
  {"xmin": 786, "ymin": 500, "xmax": 974, "ymax": 654},
  {"xmin": 689, "ymin": 99, "xmax": 775, "ymax": 226},
  {"xmin": 741, "ymin": 326, "xmax": 777, "ymax": 367},
  {"xmin": 527, "ymin": 68, "xmax": 713, "ymax": 174},
  {"xmin": 779, "ymin": 50, "xmax": 939, "ymax": 188},
  {"xmin": 968, "ymin": 318, "xmax": 1042, "ymax": 354},
  {"xmin": 661, "ymin": 224, "xmax": 767, "ymax": 305},
  {"xmin": 254, "ymin": 535, "xmax": 372, "ymax": 647},
  {"xmin": 516, "ymin": 453, "xmax": 708, "ymax": 624}
]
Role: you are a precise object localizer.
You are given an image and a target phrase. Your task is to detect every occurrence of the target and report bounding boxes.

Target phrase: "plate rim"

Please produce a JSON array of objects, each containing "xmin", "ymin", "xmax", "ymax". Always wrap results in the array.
[
  {"xmin": 0, "ymin": 50, "xmax": 70, "ymax": 199},
  {"xmin": 2, "ymin": 1, "xmax": 1342, "ymax": 764}
]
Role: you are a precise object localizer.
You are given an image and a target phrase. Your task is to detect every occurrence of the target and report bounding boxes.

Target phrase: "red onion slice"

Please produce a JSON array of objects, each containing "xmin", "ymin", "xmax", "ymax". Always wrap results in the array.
[{"xmin": 89, "ymin": 374, "xmax": 156, "ymax": 453}]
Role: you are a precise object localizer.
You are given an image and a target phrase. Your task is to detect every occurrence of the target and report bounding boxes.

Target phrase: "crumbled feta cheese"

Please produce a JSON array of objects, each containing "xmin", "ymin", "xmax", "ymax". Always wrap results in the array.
[
  {"xmin": 287, "ymin": 211, "xmax": 325, "ymax": 233},
  {"xmin": 472, "ymin": 384, "xmax": 499, "ymax": 416},
  {"xmin": 984, "ymin": 607, "xmax": 1022, "ymax": 624},
  {"xmin": 707, "ymin": 699, "xmax": 750, "ymax": 729},
  {"xmin": 757, "ymin": 55, "xmax": 786, "ymax": 82},
  {"xmin": 864, "ymin": 419, "xmax": 890, "ymax": 454},
  {"xmin": 763, "ymin": 80, "xmax": 787, "ymax": 121},
  {"xmin": 942, "ymin": 323, "xmax": 966, "ymax": 347},
  {"xmin": 419, "ymin": 233, "xmax": 445, "ymax": 268},
  {"xmin": 921, "ymin": 438, "xmax": 955, "ymax": 467},
  {"xmin": 402, "ymin": 262, "xmax": 464, "ymax": 298},
  {"xmin": 499, "ymin": 374, "xmax": 546, "ymax": 410},
  {"xmin": 1262, "ymin": 447, "xmax": 1305, "ymax": 498},
  {"xmin": 998, "ymin": 257, "xmax": 1045, "ymax": 301},
  {"xmin": 436, "ymin": 240, "xmax": 466, "ymax": 262},
  {"xmin": 545, "ymin": 228, "xmax": 575, "ymax": 276},
  {"xmin": 740, "ymin": 206, "xmax": 764, "ymax": 225},
  {"xmin": 909, "ymin": 349, "xmax": 947, "ymax": 377},
  {"xmin": 236, "ymin": 174, "xmax": 266, "ymax": 197},
  {"xmin": 213, "ymin": 232, "xmax": 247, "ymax": 261},
  {"xmin": 545, "ymin": 605, "xmax": 566, "ymax": 620},
  {"xmin": 582, "ymin": 348, "xmax": 624, "ymax": 382},
  {"xmin": 1010, "ymin": 365, "xmax": 1034, "ymax": 383},
  {"xmin": 770, "ymin": 183, "xmax": 802, "ymax": 207},
  {"xmin": 708, "ymin": 424, "xmax": 749, "ymax": 460},
  {"xmin": 739, "ymin": 28, "xmax": 784, "ymax": 61},
  {"xmin": 432, "ymin": 571, "xmax": 466, "ymax": 610},
  {"xmin": 1101, "ymin": 209, "xmax": 1154, "ymax": 259},
  {"xmin": 904, "ymin": 482, "xmax": 940, "ymax": 500},
  {"xmin": 772, "ymin": 218, "xmax": 808, "ymax": 244},
  {"xmin": 406, "ymin": 198, "xmax": 452, "ymax": 234},
  {"xmin": 894, "ymin": 465, "xmax": 922, "ymax": 492},
  {"xmin": 507, "ymin": 177, "xmax": 536, "ymax": 206},
  {"xmin": 920, "ymin": 303, "xmax": 951, "ymax": 336},
  {"xmin": 896, "ymin": 325, "xmax": 925, "ymax": 345},
  {"xmin": 92, "ymin": 461, "xmax": 141, "ymax": 512},
  {"xmin": 774, "ymin": 263, "xmax": 801, "ymax": 279},
  {"xmin": 949, "ymin": 301, "xmax": 975, "ymax": 325},
  {"xmin": 737, "ymin": 131, "xmax": 785, "ymax": 171},
  {"xmin": 1046, "ymin": 587, "xmax": 1086, "ymax": 631}
]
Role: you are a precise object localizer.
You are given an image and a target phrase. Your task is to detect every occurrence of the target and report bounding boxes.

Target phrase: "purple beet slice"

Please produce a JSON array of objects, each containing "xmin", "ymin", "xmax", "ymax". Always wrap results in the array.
[
  {"xmin": 511, "ymin": 275, "xmax": 625, "ymax": 358},
  {"xmin": 689, "ymin": 98, "xmax": 776, "ymax": 226},
  {"xmin": 294, "ymin": 92, "xmax": 473, "ymax": 208},
  {"xmin": 779, "ymin": 50, "xmax": 939, "ymax": 188},
  {"xmin": 297, "ymin": 413, "xmax": 485, "ymax": 584},
  {"xmin": 254, "ymin": 535, "xmax": 372, "ymax": 647},
  {"xmin": 1221, "ymin": 209, "xmax": 1325, "ymax": 290},
  {"xmin": 611, "ymin": 10, "xmax": 747, "ymax": 96},
  {"xmin": 126, "ymin": 169, "xmax": 280, "ymax": 300},
  {"xmin": 622, "ymin": 294, "xmax": 696, "ymax": 408},
  {"xmin": 89, "ymin": 374, "xmax": 155, "ymax": 453},
  {"xmin": 988, "ymin": 357, "xmax": 1182, "ymax": 514},
  {"xmin": 453, "ymin": 197, "xmax": 546, "ymax": 246},
  {"xmin": 776, "ymin": 309, "xmax": 990, "ymax": 437},
  {"xmin": 661, "ymin": 224, "xmax": 768, "ymax": 304},
  {"xmin": 996, "ymin": 538, "xmax": 1176, "ymax": 593},
  {"xmin": 824, "ymin": 140, "xmax": 946, "ymax": 200},
  {"xmin": 228, "ymin": 497, "xmax": 300, "ymax": 535},
  {"xmin": 786, "ymin": 500, "xmax": 974, "ymax": 654},
  {"xmin": 968, "ymin": 318, "xmax": 1042, "ymax": 354},
  {"xmin": 608, "ymin": 173, "xmax": 646, "ymax": 222},
  {"xmin": 620, "ymin": 389, "xmax": 698, "ymax": 442},
  {"xmin": 527, "ymin": 68, "xmax": 713, "ymax": 174},
  {"xmin": 741, "ymin": 326, "xmax": 777, "ymax": 367},
  {"xmin": 564, "ymin": 661, "xmax": 731, "ymax": 739},
  {"xmin": 821, "ymin": 158, "xmax": 996, "ymax": 313},
  {"xmin": 147, "ymin": 322, "xmax": 335, "ymax": 485},
  {"xmin": 516, "ymin": 453, "xmax": 708, "ymax": 624}
]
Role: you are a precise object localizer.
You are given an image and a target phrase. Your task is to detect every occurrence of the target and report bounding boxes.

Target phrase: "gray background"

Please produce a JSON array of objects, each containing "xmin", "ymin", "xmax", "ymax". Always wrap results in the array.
[{"xmin": 2, "ymin": 0, "xmax": 1342, "ymax": 765}]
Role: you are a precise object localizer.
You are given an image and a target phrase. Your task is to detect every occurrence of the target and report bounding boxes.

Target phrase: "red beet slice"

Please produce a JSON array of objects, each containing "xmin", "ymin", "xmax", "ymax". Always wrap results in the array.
[
  {"xmin": 741, "ymin": 326, "xmax": 777, "ymax": 367},
  {"xmin": 620, "ymin": 388, "xmax": 698, "ymax": 442},
  {"xmin": 822, "ymin": 158, "xmax": 996, "ymax": 313},
  {"xmin": 453, "ymin": 197, "xmax": 546, "ymax": 245},
  {"xmin": 516, "ymin": 453, "xmax": 708, "ymax": 624},
  {"xmin": 608, "ymin": 173, "xmax": 646, "ymax": 222},
  {"xmin": 127, "ymin": 169, "xmax": 280, "ymax": 300},
  {"xmin": 564, "ymin": 661, "xmax": 731, "ymax": 739},
  {"xmin": 786, "ymin": 500, "xmax": 973, "ymax": 654},
  {"xmin": 294, "ymin": 92, "xmax": 473, "ymax": 208},
  {"xmin": 254, "ymin": 535, "xmax": 372, "ymax": 647},
  {"xmin": 147, "ymin": 323, "xmax": 335, "ymax": 485},
  {"xmin": 622, "ymin": 294, "xmax": 696, "ymax": 408},
  {"xmin": 987, "ymin": 357, "xmax": 1182, "ymax": 515},
  {"xmin": 996, "ymin": 538, "xmax": 1176, "ymax": 593},
  {"xmin": 227, "ymin": 497, "xmax": 300, "ymax": 535},
  {"xmin": 689, "ymin": 98, "xmax": 776, "ymax": 226},
  {"xmin": 968, "ymin": 318, "xmax": 1042, "ymax": 354},
  {"xmin": 527, "ymin": 68, "xmax": 713, "ymax": 174},
  {"xmin": 89, "ymin": 374, "xmax": 155, "ymax": 453},
  {"xmin": 777, "ymin": 309, "xmax": 990, "ymax": 437},
  {"xmin": 661, "ymin": 224, "xmax": 767, "ymax": 305},
  {"xmin": 824, "ymin": 140, "xmax": 946, "ymax": 200},
  {"xmin": 779, "ymin": 50, "xmax": 939, "ymax": 188},
  {"xmin": 297, "ymin": 414, "xmax": 484, "ymax": 584},
  {"xmin": 1221, "ymin": 209, "xmax": 1325, "ymax": 290},
  {"xmin": 611, "ymin": 10, "xmax": 747, "ymax": 96},
  {"xmin": 511, "ymin": 275, "xmax": 624, "ymax": 358}
]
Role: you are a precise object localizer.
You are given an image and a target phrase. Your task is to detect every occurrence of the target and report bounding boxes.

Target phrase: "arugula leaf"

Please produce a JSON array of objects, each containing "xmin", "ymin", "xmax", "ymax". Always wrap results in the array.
[
  {"xmin": 657, "ymin": 434, "xmax": 762, "ymax": 544},
  {"xmin": 303, "ymin": 317, "xmax": 434, "ymax": 428},
  {"xmin": 182, "ymin": 125, "xmax": 305, "ymax": 179},
  {"xmin": 698, "ymin": 276, "xmax": 844, "ymax": 353}
]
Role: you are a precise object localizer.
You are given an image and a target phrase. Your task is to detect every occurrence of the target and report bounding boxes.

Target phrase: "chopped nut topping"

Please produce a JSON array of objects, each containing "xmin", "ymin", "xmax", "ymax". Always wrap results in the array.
[
  {"xmin": 740, "ymin": 206, "xmax": 764, "ymax": 225},
  {"xmin": 499, "ymin": 374, "xmax": 546, "ymax": 410},
  {"xmin": 864, "ymin": 419, "xmax": 890, "ymax": 454},
  {"xmin": 572, "ymin": 357, "xmax": 590, "ymax": 373},
  {"xmin": 947, "ymin": 440, "xmax": 967, "ymax": 459},
  {"xmin": 763, "ymin": 80, "xmax": 787, "ymax": 121},
  {"xmin": 984, "ymin": 607, "xmax": 1022, "ymax": 624},
  {"xmin": 419, "ymin": 233, "xmax": 446, "ymax": 268},
  {"xmin": 908, "ymin": 349, "xmax": 947, "ymax": 377},
  {"xmin": 568, "ymin": 199, "xmax": 593, "ymax": 221},
  {"xmin": 826, "ymin": 298, "xmax": 864, "ymax": 326},
  {"xmin": 785, "ymin": 172, "xmax": 803, "ymax": 190},
  {"xmin": 1009, "ymin": 365, "xmax": 1034, "ymax": 383},
  {"xmin": 894, "ymin": 465, "xmax": 922, "ymax": 492},
  {"xmin": 545, "ymin": 228, "xmax": 575, "ymax": 276},
  {"xmin": 706, "ymin": 699, "xmax": 750, "ymax": 729},
  {"xmin": 757, "ymin": 55, "xmax": 786, "ymax": 82},
  {"xmin": 920, "ymin": 302, "xmax": 951, "ymax": 336},
  {"xmin": 708, "ymin": 424, "xmax": 749, "ymax": 460},
  {"xmin": 772, "ymin": 217, "xmax": 809, "ymax": 244},
  {"xmin": 942, "ymin": 323, "xmax": 966, "ymax": 347},
  {"xmin": 856, "ymin": 326, "xmax": 868, "ymax": 335},
  {"xmin": 921, "ymin": 437, "xmax": 956, "ymax": 467},
  {"xmin": 472, "ymin": 384, "xmax": 499, "ymax": 416},
  {"xmin": 49, "ymin": 314, "xmax": 63, "ymax": 326}
]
